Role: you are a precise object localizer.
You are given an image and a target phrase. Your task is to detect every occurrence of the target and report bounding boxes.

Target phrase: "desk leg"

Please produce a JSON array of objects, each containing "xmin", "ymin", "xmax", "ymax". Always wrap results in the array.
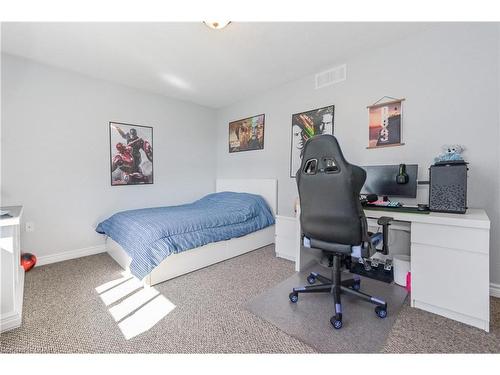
[
  {"xmin": 295, "ymin": 213, "xmax": 301, "ymax": 272},
  {"xmin": 294, "ymin": 213, "xmax": 318, "ymax": 272},
  {"xmin": 296, "ymin": 246, "xmax": 323, "ymax": 272}
]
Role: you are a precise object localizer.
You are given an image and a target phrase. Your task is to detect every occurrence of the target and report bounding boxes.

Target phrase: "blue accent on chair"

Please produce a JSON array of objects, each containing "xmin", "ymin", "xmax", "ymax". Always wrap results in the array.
[
  {"xmin": 370, "ymin": 232, "xmax": 383, "ymax": 247},
  {"xmin": 351, "ymin": 245, "xmax": 362, "ymax": 258},
  {"xmin": 303, "ymin": 236, "xmax": 311, "ymax": 248},
  {"xmin": 335, "ymin": 303, "xmax": 342, "ymax": 314}
]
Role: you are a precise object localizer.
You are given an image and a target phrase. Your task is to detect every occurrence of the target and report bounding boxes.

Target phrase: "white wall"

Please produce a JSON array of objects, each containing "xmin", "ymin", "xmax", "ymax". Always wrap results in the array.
[
  {"xmin": 1, "ymin": 54, "xmax": 217, "ymax": 260},
  {"xmin": 497, "ymin": 23, "xmax": 500, "ymax": 289},
  {"xmin": 216, "ymin": 23, "xmax": 500, "ymax": 284},
  {"xmin": 2, "ymin": 24, "xmax": 499, "ymax": 284}
]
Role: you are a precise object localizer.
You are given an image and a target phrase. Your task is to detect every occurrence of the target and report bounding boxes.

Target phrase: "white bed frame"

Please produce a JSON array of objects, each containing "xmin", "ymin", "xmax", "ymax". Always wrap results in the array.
[{"xmin": 106, "ymin": 179, "xmax": 277, "ymax": 286}]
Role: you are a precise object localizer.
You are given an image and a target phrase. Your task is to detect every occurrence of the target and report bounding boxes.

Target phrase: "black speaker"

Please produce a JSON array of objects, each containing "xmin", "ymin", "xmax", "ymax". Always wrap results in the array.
[{"xmin": 429, "ymin": 162, "xmax": 468, "ymax": 214}]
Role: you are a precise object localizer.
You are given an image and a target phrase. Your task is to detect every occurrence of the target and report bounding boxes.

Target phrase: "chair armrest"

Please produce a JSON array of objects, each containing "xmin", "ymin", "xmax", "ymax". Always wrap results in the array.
[
  {"xmin": 376, "ymin": 216, "xmax": 393, "ymax": 255},
  {"xmin": 377, "ymin": 216, "xmax": 393, "ymax": 226}
]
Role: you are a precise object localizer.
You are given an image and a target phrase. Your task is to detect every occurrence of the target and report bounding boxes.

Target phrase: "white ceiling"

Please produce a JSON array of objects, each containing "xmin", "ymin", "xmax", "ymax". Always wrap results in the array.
[{"xmin": 1, "ymin": 22, "xmax": 431, "ymax": 108}]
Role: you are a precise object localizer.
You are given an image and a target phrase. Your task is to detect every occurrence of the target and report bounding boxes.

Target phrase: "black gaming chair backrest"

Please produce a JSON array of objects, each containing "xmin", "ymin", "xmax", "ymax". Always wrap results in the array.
[{"xmin": 296, "ymin": 134, "xmax": 367, "ymax": 245}]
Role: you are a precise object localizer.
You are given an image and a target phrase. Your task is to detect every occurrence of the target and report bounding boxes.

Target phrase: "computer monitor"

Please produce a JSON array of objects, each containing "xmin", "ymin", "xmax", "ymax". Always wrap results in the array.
[{"xmin": 361, "ymin": 164, "xmax": 418, "ymax": 198}]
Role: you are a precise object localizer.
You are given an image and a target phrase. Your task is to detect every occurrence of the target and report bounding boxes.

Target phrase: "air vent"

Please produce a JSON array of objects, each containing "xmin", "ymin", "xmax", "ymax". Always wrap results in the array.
[{"xmin": 315, "ymin": 64, "xmax": 347, "ymax": 89}]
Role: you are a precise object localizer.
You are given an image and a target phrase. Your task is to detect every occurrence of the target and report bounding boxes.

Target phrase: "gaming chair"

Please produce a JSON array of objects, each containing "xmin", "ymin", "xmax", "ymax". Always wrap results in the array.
[{"xmin": 289, "ymin": 134, "xmax": 392, "ymax": 330}]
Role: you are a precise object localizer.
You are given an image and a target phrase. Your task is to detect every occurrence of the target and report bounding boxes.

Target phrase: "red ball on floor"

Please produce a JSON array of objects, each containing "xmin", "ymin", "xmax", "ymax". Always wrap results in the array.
[{"xmin": 21, "ymin": 253, "xmax": 37, "ymax": 272}]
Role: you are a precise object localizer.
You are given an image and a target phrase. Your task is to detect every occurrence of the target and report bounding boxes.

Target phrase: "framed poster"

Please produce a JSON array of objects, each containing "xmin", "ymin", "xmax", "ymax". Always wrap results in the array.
[
  {"xmin": 109, "ymin": 121, "xmax": 154, "ymax": 186},
  {"xmin": 290, "ymin": 105, "xmax": 334, "ymax": 177},
  {"xmin": 228, "ymin": 114, "xmax": 265, "ymax": 153},
  {"xmin": 367, "ymin": 98, "xmax": 405, "ymax": 149}
]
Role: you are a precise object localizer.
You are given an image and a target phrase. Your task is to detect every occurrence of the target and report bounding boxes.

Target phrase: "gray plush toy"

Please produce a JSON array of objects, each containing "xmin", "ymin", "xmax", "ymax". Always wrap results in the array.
[{"xmin": 434, "ymin": 144, "xmax": 465, "ymax": 163}]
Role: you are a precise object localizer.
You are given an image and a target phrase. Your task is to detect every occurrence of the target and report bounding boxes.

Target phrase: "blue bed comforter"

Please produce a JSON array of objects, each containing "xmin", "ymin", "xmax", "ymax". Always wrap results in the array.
[{"xmin": 96, "ymin": 192, "xmax": 275, "ymax": 280}]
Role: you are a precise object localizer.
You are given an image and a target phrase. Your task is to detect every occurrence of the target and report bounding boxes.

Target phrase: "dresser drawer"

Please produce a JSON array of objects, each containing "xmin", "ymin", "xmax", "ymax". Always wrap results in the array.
[{"xmin": 411, "ymin": 222, "xmax": 489, "ymax": 254}]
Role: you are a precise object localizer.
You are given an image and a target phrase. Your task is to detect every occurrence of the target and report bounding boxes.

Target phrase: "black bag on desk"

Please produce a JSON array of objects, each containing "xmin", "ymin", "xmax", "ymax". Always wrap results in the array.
[{"xmin": 429, "ymin": 162, "xmax": 468, "ymax": 214}]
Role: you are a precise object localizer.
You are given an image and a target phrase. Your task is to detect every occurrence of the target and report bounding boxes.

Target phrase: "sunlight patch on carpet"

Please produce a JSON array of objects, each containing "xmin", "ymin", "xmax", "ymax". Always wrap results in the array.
[
  {"xmin": 118, "ymin": 294, "xmax": 176, "ymax": 340},
  {"xmin": 95, "ymin": 275, "xmax": 176, "ymax": 340},
  {"xmin": 109, "ymin": 287, "xmax": 160, "ymax": 322}
]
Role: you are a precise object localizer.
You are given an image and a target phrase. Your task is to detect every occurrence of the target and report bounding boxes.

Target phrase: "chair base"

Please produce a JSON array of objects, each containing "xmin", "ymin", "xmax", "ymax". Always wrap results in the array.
[{"xmin": 289, "ymin": 262, "xmax": 388, "ymax": 329}]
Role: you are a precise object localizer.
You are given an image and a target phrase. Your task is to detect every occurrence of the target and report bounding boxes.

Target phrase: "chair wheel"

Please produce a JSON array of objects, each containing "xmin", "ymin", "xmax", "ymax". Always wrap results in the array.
[
  {"xmin": 330, "ymin": 316, "xmax": 343, "ymax": 329},
  {"xmin": 375, "ymin": 306, "xmax": 387, "ymax": 318},
  {"xmin": 289, "ymin": 292, "xmax": 298, "ymax": 303},
  {"xmin": 307, "ymin": 274, "xmax": 316, "ymax": 284},
  {"xmin": 352, "ymin": 280, "xmax": 361, "ymax": 291}
]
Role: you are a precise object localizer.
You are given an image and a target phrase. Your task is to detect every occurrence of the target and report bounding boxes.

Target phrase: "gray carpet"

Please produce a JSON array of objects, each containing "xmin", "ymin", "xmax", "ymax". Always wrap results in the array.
[
  {"xmin": 1, "ymin": 245, "xmax": 499, "ymax": 353},
  {"xmin": 246, "ymin": 267, "xmax": 408, "ymax": 353}
]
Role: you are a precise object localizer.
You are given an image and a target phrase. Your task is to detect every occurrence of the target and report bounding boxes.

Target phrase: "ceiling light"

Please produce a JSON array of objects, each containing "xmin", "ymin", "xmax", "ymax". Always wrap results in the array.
[{"xmin": 203, "ymin": 21, "xmax": 231, "ymax": 30}]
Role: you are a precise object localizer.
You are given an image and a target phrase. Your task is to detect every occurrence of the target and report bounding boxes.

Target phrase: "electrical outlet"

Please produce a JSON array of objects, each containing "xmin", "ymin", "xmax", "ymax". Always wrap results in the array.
[{"xmin": 25, "ymin": 222, "xmax": 35, "ymax": 232}]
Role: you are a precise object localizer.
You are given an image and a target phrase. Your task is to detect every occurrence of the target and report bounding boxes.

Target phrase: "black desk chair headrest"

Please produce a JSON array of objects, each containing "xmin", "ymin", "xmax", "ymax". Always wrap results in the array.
[{"xmin": 296, "ymin": 134, "xmax": 367, "ymax": 246}]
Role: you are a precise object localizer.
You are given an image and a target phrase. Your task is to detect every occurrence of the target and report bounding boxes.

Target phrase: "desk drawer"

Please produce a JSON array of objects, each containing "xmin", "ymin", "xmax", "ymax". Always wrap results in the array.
[
  {"xmin": 411, "ymin": 243, "xmax": 489, "ymax": 321},
  {"xmin": 411, "ymin": 222, "xmax": 489, "ymax": 255}
]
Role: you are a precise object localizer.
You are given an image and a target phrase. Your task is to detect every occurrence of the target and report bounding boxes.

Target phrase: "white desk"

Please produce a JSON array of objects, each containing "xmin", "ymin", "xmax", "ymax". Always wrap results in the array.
[{"xmin": 292, "ymin": 208, "xmax": 491, "ymax": 332}]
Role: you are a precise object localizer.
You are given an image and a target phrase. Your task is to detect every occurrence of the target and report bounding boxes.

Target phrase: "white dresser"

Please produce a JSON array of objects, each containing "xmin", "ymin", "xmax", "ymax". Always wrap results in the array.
[{"xmin": 1, "ymin": 206, "xmax": 24, "ymax": 332}]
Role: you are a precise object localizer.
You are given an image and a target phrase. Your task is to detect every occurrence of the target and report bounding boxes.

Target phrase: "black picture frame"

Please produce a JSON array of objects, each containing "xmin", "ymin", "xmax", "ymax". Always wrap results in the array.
[
  {"xmin": 109, "ymin": 121, "xmax": 154, "ymax": 186},
  {"xmin": 228, "ymin": 114, "xmax": 265, "ymax": 153},
  {"xmin": 289, "ymin": 105, "xmax": 335, "ymax": 177}
]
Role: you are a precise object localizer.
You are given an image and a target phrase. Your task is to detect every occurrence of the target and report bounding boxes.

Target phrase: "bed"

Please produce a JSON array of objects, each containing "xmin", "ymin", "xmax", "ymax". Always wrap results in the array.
[{"xmin": 99, "ymin": 179, "xmax": 277, "ymax": 286}]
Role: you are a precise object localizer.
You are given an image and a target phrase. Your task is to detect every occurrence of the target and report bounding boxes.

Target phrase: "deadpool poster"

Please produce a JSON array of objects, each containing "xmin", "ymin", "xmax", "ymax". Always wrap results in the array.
[{"xmin": 109, "ymin": 122, "xmax": 154, "ymax": 185}]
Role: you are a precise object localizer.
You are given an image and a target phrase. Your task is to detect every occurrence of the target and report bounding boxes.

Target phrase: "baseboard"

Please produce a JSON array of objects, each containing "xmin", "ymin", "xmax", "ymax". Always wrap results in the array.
[
  {"xmin": 490, "ymin": 283, "xmax": 500, "ymax": 298},
  {"xmin": 276, "ymin": 252, "xmax": 296, "ymax": 262},
  {"xmin": 36, "ymin": 244, "xmax": 106, "ymax": 266},
  {"xmin": 0, "ymin": 311, "xmax": 22, "ymax": 333}
]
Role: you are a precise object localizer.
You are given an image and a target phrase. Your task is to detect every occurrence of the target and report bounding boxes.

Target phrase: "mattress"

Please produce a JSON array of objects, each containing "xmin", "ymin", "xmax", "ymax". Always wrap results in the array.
[{"xmin": 96, "ymin": 191, "xmax": 275, "ymax": 279}]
